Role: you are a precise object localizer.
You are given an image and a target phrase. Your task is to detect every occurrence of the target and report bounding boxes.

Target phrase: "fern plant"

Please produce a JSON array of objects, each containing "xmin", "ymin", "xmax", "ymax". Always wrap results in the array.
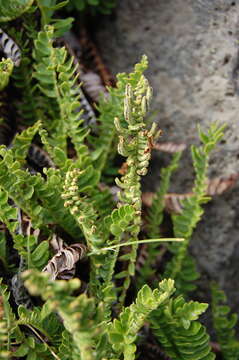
[{"xmin": 0, "ymin": 1, "xmax": 232, "ymax": 359}]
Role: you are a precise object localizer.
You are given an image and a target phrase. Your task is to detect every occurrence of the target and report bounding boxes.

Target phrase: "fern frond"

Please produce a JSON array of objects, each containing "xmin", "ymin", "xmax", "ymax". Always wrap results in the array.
[
  {"xmin": 0, "ymin": 145, "xmax": 80, "ymax": 237},
  {"xmin": 36, "ymin": 0, "xmax": 73, "ymax": 35},
  {"xmin": 23, "ymin": 270, "xmax": 102, "ymax": 360},
  {"xmin": 33, "ymin": 25, "xmax": 90, "ymax": 161},
  {"xmin": 0, "ymin": 0, "xmax": 34, "ymax": 22},
  {"xmin": 108, "ymin": 279, "xmax": 175, "ymax": 360},
  {"xmin": 11, "ymin": 121, "xmax": 42, "ymax": 163},
  {"xmin": 62, "ymin": 167, "xmax": 109, "ymax": 297},
  {"xmin": 164, "ymin": 123, "xmax": 226, "ymax": 295},
  {"xmin": 114, "ymin": 59, "xmax": 161, "ymax": 305},
  {"xmin": 58, "ymin": 330, "xmax": 80, "ymax": 360},
  {"xmin": 150, "ymin": 295, "xmax": 215, "ymax": 360},
  {"xmin": 136, "ymin": 152, "xmax": 182, "ymax": 288},
  {"xmin": 211, "ymin": 283, "xmax": 239, "ymax": 360},
  {"xmin": 17, "ymin": 304, "xmax": 63, "ymax": 348}
]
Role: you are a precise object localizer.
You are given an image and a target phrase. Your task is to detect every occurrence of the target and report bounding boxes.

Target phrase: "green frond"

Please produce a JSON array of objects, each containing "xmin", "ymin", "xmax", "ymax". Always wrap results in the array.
[
  {"xmin": 11, "ymin": 121, "xmax": 42, "ymax": 163},
  {"xmin": 150, "ymin": 295, "xmax": 215, "ymax": 360},
  {"xmin": 100, "ymin": 205, "xmax": 135, "ymax": 320},
  {"xmin": 136, "ymin": 151, "xmax": 182, "ymax": 288},
  {"xmin": 0, "ymin": 188, "xmax": 18, "ymax": 234},
  {"xmin": 58, "ymin": 330, "xmax": 80, "ymax": 360},
  {"xmin": 0, "ymin": 146, "xmax": 80, "ymax": 237},
  {"xmin": 147, "ymin": 151, "xmax": 182, "ymax": 238},
  {"xmin": 0, "ymin": 59, "xmax": 13, "ymax": 91},
  {"xmin": 33, "ymin": 25, "xmax": 90, "ymax": 161},
  {"xmin": 164, "ymin": 123, "xmax": 226, "ymax": 295},
  {"xmin": 36, "ymin": 0, "xmax": 73, "ymax": 34},
  {"xmin": 17, "ymin": 304, "xmax": 63, "ymax": 347},
  {"xmin": 23, "ymin": 270, "xmax": 101, "ymax": 360},
  {"xmin": 62, "ymin": 168, "xmax": 109, "ymax": 297},
  {"xmin": 0, "ymin": 0, "xmax": 34, "ymax": 22},
  {"xmin": 108, "ymin": 279, "xmax": 175, "ymax": 360},
  {"xmin": 211, "ymin": 283, "xmax": 239, "ymax": 360},
  {"xmin": 12, "ymin": 336, "xmax": 52, "ymax": 359}
]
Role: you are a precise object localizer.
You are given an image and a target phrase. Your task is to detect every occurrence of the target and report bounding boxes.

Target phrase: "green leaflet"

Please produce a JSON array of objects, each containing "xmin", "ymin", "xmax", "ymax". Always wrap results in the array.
[{"xmin": 0, "ymin": 0, "xmax": 34, "ymax": 22}]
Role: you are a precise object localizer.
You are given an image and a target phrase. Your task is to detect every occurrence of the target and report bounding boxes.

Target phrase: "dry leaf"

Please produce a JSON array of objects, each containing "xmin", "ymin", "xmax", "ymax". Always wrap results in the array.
[
  {"xmin": 153, "ymin": 142, "xmax": 186, "ymax": 153},
  {"xmin": 28, "ymin": 144, "xmax": 55, "ymax": 169},
  {"xmin": 43, "ymin": 235, "xmax": 87, "ymax": 280},
  {"xmin": 142, "ymin": 174, "xmax": 239, "ymax": 214}
]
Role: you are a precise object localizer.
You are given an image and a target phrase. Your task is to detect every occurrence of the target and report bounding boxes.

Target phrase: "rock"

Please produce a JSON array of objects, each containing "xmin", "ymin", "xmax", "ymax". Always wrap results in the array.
[{"xmin": 95, "ymin": 0, "xmax": 239, "ymax": 311}]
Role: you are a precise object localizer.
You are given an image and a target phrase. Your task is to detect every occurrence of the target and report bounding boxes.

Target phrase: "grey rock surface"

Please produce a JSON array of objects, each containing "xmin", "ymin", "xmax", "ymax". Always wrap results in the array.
[{"xmin": 95, "ymin": 0, "xmax": 239, "ymax": 310}]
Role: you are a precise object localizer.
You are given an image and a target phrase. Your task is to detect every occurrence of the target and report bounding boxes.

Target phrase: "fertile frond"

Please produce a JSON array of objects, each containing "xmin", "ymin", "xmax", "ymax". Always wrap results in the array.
[
  {"xmin": 211, "ymin": 283, "xmax": 239, "ymax": 360},
  {"xmin": 114, "ymin": 59, "xmax": 161, "ymax": 305},
  {"xmin": 150, "ymin": 295, "xmax": 215, "ymax": 360}
]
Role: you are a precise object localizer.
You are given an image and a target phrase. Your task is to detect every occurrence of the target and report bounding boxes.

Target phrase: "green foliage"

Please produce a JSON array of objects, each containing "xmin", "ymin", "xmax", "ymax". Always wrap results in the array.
[
  {"xmin": 137, "ymin": 151, "xmax": 182, "ymax": 288},
  {"xmin": 211, "ymin": 283, "xmax": 239, "ymax": 360},
  {"xmin": 0, "ymin": 3, "xmax": 229, "ymax": 358},
  {"xmin": 164, "ymin": 123, "xmax": 226, "ymax": 296},
  {"xmin": 93, "ymin": 55, "xmax": 150, "ymax": 177},
  {"xmin": 36, "ymin": 0, "xmax": 73, "ymax": 34},
  {"xmin": 0, "ymin": 0, "xmax": 34, "ymax": 22},
  {"xmin": 108, "ymin": 279, "xmax": 175, "ymax": 360},
  {"xmin": 0, "ymin": 59, "xmax": 13, "ymax": 91},
  {"xmin": 150, "ymin": 295, "xmax": 215, "ymax": 360},
  {"xmin": 33, "ymin": 25, "xmax": 89, "ymax": 159}
]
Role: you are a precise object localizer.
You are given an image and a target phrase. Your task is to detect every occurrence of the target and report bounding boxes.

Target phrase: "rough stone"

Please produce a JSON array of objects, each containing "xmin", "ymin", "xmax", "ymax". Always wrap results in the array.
[{"xmin": 95, "ymin": 0, "xmax": 239, "ymax": 311}]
